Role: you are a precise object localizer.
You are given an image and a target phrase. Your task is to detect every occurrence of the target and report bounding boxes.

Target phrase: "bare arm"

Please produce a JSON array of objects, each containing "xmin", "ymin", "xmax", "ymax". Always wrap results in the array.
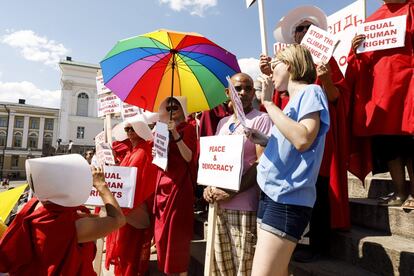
[
  {"xmin": 75, "ymin": 167, "xmax": 126, "ymax": 243},
  {"xmin": 168, "ymin": 120, "xmax": 193, "ymax": 162}
]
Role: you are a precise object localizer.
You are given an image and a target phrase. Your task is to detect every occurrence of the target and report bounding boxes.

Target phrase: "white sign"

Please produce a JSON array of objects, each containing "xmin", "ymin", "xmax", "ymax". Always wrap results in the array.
[
  {"xmin": 152, "ymin": 122, "xmax": 169, "ymax": 170},
  {"xmin": 96, "ymin": 75, "xmax": 112, "ymax": 95},
  {"xmin": 96, "ymin": 142, "xmax": 115, "ymax": 166},
  {"xmin": 273, "ymin": 42, "xmax": 290, "ymax": 56},
  {"xmin": 226, "ymin": 76, "xmax": 247, "ymax": 127},
  {"xmin": 121, "ymin": 103, "xmax": 142, "ymax": 120},
  {"xmin": 86, "ymin": 166, "xmax": 137, "ymax": 208},
  {"xmin": 197, "ymin": 135, "xmax": 244, "ymax": 191},
  {"xmin": 301, "ymin": 25, "xmax": 339, "ymax": 65},
  {"xmin": 97, "ymin": 93, "xmax": 122, "ymax": 117},
  {"xmin": 95, "ymin": 131, "xmax": 105, "ymax": 146},
  {"xmin": 357, "ymin": 15, "xmax": 407, "ymax": 53},
  {"xmin": 328, "ymin": 0, "xmax": 365, "ymax": 74}
]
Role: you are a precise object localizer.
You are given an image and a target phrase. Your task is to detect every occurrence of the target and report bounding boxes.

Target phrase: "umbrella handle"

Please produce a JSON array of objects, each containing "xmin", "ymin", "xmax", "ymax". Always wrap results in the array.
[{"xmin": 169, "ymin": 51, "xmax": 177, "ymax": 121}]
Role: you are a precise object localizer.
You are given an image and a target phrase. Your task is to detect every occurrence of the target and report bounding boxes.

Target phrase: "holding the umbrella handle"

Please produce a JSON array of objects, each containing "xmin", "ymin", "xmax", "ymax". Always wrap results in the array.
[{"xmin": 167, "ymin": 120, "xmax": 192, "ymax": 163}]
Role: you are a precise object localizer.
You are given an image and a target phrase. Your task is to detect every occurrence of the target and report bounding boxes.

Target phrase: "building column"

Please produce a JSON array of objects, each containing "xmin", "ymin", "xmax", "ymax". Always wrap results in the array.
[
  {"xmin": 38, "ymin": 117, "xmax": 45, "ymax": 150},
  {"xmin": 22, "ymin": 116, "xmax": 29, "ymax": 148},
  {"xmin": 6, "ymin": 113, "xmax": 15, "ymax": 147}
]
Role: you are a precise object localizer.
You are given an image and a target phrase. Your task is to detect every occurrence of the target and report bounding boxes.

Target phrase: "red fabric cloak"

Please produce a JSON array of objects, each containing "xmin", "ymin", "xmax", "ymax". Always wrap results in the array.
[
  {"xmin": 154, "ymin": 122, "xmax": 197, "ymax": 274},
  {"xmin": 105, "ymin": 140, "xmax": 157, "ymax": 276},
  {"xmin": 0, "ymin": 198, "xmax": 96, "ymax": 275}
]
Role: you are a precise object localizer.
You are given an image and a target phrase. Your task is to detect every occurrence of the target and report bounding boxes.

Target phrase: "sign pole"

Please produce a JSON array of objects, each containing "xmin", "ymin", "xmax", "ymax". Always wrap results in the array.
[
  {"xmin": 258, "ymin": 0, "xmax": 268, "ymax": 55},
  {"xmin": 204, "ymin": 201, "xmax": 218, "ymax": 276}
]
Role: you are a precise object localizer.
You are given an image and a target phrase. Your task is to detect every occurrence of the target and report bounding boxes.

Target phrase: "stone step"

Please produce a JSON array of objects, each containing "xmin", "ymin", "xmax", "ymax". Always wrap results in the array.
[
  {"xmin": 329, "ymin": 226, "xmax": 414, "ymax": 276},
  {"xmin": 350, "ymin": 198, "xmax": 414, "ymax": 239},
  {"xmin": 348, "ymin": 172, "xmax": 394, "ymax": 199},
  {"xmin": 289, "ymin": 257, "xmax": 378, "ymax": 276}
]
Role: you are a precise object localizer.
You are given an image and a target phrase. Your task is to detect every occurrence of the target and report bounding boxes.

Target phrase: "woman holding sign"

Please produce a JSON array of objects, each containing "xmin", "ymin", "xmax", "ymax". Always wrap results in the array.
[
  {"xmin": 105, "ymin": 114, "xmax": 157, "ymax": 276},
  {"xmin": 0, "ymin": 154, "xmax": 126, "ymax": 275},
  {"xmin": 347, "ymin": 0, "xmax": 414, "ymax": 209},
  {"xmin": 153, "ymin": 96, "xmax": 197, "ymax": 276},
  {"xmin": 247, "ymin": 45, "xmax": 330, "ymax": 276}
]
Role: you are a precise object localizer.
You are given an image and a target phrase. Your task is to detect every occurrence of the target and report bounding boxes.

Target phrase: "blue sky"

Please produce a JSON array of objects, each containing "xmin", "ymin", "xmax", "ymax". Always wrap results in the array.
[{"xmin": 0, "ymin": 0, "xmax": 381, "ymax": 108}]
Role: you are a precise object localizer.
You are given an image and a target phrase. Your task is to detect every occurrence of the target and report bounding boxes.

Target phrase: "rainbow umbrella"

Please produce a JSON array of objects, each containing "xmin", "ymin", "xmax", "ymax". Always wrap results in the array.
[{"xmin": 100, "ymin": 29, "xmax": 240, "ymax": 114}]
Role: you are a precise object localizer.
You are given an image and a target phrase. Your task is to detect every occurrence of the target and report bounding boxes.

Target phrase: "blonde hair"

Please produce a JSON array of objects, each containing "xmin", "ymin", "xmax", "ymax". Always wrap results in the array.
[{"xmin": 276, "ymin": 44, "xmax": 316, "ymax": 84}]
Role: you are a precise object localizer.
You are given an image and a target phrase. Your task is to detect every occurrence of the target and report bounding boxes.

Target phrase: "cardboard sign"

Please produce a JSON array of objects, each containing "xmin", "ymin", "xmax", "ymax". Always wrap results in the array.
[
  {"xmin": 226, "ymin": 76, "xmax": 247, "ymax": 127},
  {"xmin": 301, "ymin": 25, "xmax": 339, "ymax": 65},
  {"xmin": 273, "ymin": 42, "xmax": 290, "ymax": 56},
  {"xmin": 97, "ymin": 93, "xmax": 122, "ymax": 117},
  {"xmin": 197, "ymin": 135, "xmax": 244, "ymax": 191},
  {"xmin": 121, "ymin": 103, "xmax": 142, "ymax": 120},
  {"xmin": 96, "ymin": 75, "xmax": 112, "ymax": 95},
  {"xmin": 357, "ymin": 15, "xmax": 407, "ymax": 53},
  {"xmin": 327, "ymin": 0, "xmax": 365, "ymax": 74},
  {"xmin": 96, "ymin": 142, "xmax": 115, "ymax": 166},
  {"xmin": 86, "ymin": 166, "xmax": 137, "ymax": 208},
  {"xmin": 152, "ymin": 122, "xmax": 169, "ymax": 170}
]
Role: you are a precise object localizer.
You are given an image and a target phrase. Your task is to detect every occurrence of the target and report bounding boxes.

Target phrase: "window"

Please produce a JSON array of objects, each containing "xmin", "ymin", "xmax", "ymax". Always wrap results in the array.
[
  {"xmin": 29, "ymin": 118, "xmax": 39, "ymax": 129},
  {"xmin": 14, "ymin": 116, "xmax": 24, "ymax": 128},
  {"xmin": 0, "ymin": 117, "xmax": 7, "ymax": 127},
  {"xmin": 45, "ymin": 118, "xmax": 54, "ymax": 130},
  {"xmin": 77, "ymin": 126, "xmax": 85, "ymax": 139},
  {"xmin": 13, "ymin": 132, "xmax": 22, "ymax": 147},
  {"xmin": 77, "ymin": 93, "xmax": 89, "ymax": 117},
  {"xmin": 43, "ymin": 134, "xmax": 53, "ymax": 148},
  {"xmin": 0, "ymin": 131, "xmax": 6, "ymax": 146},
  {"xmin": 11, "ymin": 155, "xmax": 19, "ymax": 167},
  {"xmin": 28, "ymin": 133, "xmax": 38, "ymax": 149}
]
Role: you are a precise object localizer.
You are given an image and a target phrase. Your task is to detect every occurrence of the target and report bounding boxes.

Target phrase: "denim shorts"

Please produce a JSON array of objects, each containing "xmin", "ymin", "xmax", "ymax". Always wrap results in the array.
[{"xmin": 257, "ymin": 192, "xmax": 312, "ymax": 242}]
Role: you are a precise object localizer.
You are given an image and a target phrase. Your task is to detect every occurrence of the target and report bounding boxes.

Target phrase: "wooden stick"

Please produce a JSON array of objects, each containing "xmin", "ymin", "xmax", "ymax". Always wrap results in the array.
[{"xmin": 204, "ymin": 201, "xmax": 218, "ymax": 276}]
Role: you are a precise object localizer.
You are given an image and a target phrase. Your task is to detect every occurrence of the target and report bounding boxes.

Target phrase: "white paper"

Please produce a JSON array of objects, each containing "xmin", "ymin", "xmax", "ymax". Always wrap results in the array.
[
  {"xmin": 96, "ymin": 142, "xmax": 115, "ymax": 166},
  {"xmin": 152, "ymin": 122, "xmax": 169, "ymax": 171},
  {"xmin": 301, "ymin": 25, "xmax": 339, "ymax": 65},
  {"xmin": 357, "ymin": 15, "xmax": 407, "ymax": 53},
  {"xmin": 226, "ymin": 76, "xmax": 247, "ymax": 128},
  {"xmin": 85, "ymin": 166, "xmax": 137, "ymax": 208},
  {"xmin": 197, "ymin": 135, "xmax": 244, "ymax": 191},
  {"xmin": 96, "ymin": 75, "xmax": 112, "ymax": 95},
  {"xmin": 97, "ymin": 93, "xmax": 122, "ymax": 117}
]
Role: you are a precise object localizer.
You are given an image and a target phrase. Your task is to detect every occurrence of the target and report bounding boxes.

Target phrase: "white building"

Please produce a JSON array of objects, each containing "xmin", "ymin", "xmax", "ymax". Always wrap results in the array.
[{"xmin": 58, "ymin": 57, "xmax": 105, "ymax": 152}]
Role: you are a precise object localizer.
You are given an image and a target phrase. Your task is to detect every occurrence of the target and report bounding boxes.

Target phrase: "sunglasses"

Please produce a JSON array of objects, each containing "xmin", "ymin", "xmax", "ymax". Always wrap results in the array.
[
  {"xmin": 270, "ymin": 59, "xmax": 283, "ymax": 70},
  {"xmin": 166, "ymin": 105, "xmax": 180, "ymax": 112},
  {"xmin": 124, "ymin": 126, "xmax": 134, "ymax": 133},
  {"xmin": 234, "ymin": 85, "xmax": 253, "ymax": 93},
  {"xmin": 295, "ymin": 24, "xmax": 311, "ymax": 33}
]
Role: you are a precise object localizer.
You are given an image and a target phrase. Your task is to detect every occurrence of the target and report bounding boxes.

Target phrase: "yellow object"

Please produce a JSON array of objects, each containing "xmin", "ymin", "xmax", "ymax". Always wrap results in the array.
[
  {"xmin": 0, "ymin": 219, "xmax": 7, "ymax": 238},
  {"xmin": 0, "ymin": 184, "xmax": 28, "ymax": 222}
]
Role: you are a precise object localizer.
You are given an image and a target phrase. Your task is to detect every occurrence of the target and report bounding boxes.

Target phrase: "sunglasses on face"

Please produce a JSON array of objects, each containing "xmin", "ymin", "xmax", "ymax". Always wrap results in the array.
[
  {"xmin": 234, "ymin": 85, "xmax": 253, "ymax": 93},
  {"xmin": 270, "ymin": 60, "xmax": 283, "ymax": 71},
  {"xmin": 295, "ymin": 24, "xmax": 311, "ymax": 33},
  {"xmin": 124, "ymin": 126, "xmax": 134, "ymax": 133},
  {"xmin": 166, "ymin": 105, "xmax": 180, "ymax": 112}
]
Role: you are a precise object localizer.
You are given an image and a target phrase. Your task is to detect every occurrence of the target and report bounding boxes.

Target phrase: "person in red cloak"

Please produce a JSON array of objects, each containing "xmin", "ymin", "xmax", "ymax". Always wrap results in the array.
[
  {"xmin": 153, "ymin": 96, "xmax": 197, "ymax": 275},
  {"xmin": 0, "ymin": 154, "xmax": 125, "ymax": 275},
  {"xmin": 105, "ymin": 114, "xmax": 158, "ymax": 276},
  {"xmin": 259, "ymin": 5, "xmax": 351, "ymax": 262},
  {"xmin": 347, "ymin": 0, "xmax": 414, "ymax": 208}
]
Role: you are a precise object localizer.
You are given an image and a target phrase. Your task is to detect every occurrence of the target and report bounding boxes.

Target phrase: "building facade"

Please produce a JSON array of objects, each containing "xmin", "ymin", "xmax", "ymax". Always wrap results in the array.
[{"xmin": 0, "ymin": 100, "xmax": 59, "ymax": 179}]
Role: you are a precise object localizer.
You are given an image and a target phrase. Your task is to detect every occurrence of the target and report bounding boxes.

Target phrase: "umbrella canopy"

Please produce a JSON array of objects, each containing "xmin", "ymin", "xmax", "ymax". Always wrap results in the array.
[{"xmin": 100, "ymin": 29, "xmax": 240, "ymax": 114}]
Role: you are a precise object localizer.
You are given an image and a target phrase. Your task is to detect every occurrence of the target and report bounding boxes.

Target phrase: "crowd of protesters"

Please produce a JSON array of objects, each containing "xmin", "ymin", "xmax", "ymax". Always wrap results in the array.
[{"xmin": 0, "ymin": 1, "xmax": 412, "ymax": 276}]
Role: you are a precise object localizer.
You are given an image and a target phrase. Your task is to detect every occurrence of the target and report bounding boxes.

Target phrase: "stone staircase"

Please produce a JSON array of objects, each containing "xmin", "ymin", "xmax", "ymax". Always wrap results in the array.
[{"xmin": 188, "ymin": 173, "xmax": 414, "ymax": 276}]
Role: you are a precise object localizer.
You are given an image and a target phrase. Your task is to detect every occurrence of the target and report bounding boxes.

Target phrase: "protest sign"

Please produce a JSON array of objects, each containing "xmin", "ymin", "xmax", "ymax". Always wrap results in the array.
[
  {"xmin": 197, "ymin": 135, "xmax": 244, "ymax": 191},
  {"xmin": 86, "ymin": 166, "xmax": 137, "ymax": 208},
  {"xmin": 357, "ymin": 15, "xmax": 407, "ymax": 53},
  {"xmin": 273, "ymin": 42, "xmax": 290, "ymax": 55},
  {"xmin": 95, "ymin": 131, "xmax": 105, "ymax": 146},
  {"xmin": 96, "ymin": 74, "xmax": 112, "ymax": 95},
  {"xmin": 301, "ymin": 25, "xmax": 339, "ymax": 65},
  {"xmin": 226, "ymin": 76, "xmax": 247, "ymax": 127},
  {"xmin": 327, "ymin": 0, "xmax": 365, "ymax": 74},
  {"xmin": 152, "ymin": 122, "xmax": 169, "ymax": 170},
  {"xmin": 96, "ymin": 142, "xmax": 115, "ymax": 166},
  {"xmin": 97, "ymin": 93, "xmax": 122, "ymax": 118},
  {"xmin": 121, "ymin": 103, "xmax": 142, "ymax": 120}
]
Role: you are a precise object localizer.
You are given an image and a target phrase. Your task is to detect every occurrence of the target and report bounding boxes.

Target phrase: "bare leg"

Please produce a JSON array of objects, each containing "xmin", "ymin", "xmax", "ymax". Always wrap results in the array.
[
  {"xmin": 387, "ymin": 157, "xmax": 407, "ymax": 200},
  {"xmin": 251, "ymin": 226, "xmax": 296, "ymax": 276}
]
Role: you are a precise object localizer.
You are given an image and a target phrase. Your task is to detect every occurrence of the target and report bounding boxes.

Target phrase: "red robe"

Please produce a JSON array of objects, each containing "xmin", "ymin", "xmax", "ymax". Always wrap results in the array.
[
  {"xmin": 105, "ymin": 140, "xmax": 157, "ymax": 276},
  {"xmin": 154, "ymin": 122, "xmax": 197, "ymax": 274},
  {"xmin": 346, "ymin": 1, "xmax": 414, "ymax": 180},
  {"xmin": 0, "ymin": 198, "xmax": 96, "ymax": 275}
]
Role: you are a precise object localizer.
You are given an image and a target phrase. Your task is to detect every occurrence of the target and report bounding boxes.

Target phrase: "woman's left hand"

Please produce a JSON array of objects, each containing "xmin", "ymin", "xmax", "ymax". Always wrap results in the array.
[
  {"xmin": 316, "ymin": 63, "xmax": 332, "ymax": 84},
  {"xmin": 259, "ymin": 74, "xmax": 274, "ymax": 103},
  {"xmin": 167, "ymin": 120, "xmax": 180, "ymax": 139}
]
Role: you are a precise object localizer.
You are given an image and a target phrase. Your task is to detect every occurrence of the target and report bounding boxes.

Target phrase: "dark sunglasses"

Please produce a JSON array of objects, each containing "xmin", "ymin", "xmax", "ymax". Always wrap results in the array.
[
  {"xmin": 166, "ymin": 105, "xmax": 180, "ymax": 112},
  {"xmin": 124, "ymin": 126, "xmax": 134, "ymax": 133},
  {"xmin": 234, "ymin": 85, "xmax": 253, "ymax": 93},
  {"xmin": 295, "ymin": 24, "xmax": 311, "ymax": 33}
]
